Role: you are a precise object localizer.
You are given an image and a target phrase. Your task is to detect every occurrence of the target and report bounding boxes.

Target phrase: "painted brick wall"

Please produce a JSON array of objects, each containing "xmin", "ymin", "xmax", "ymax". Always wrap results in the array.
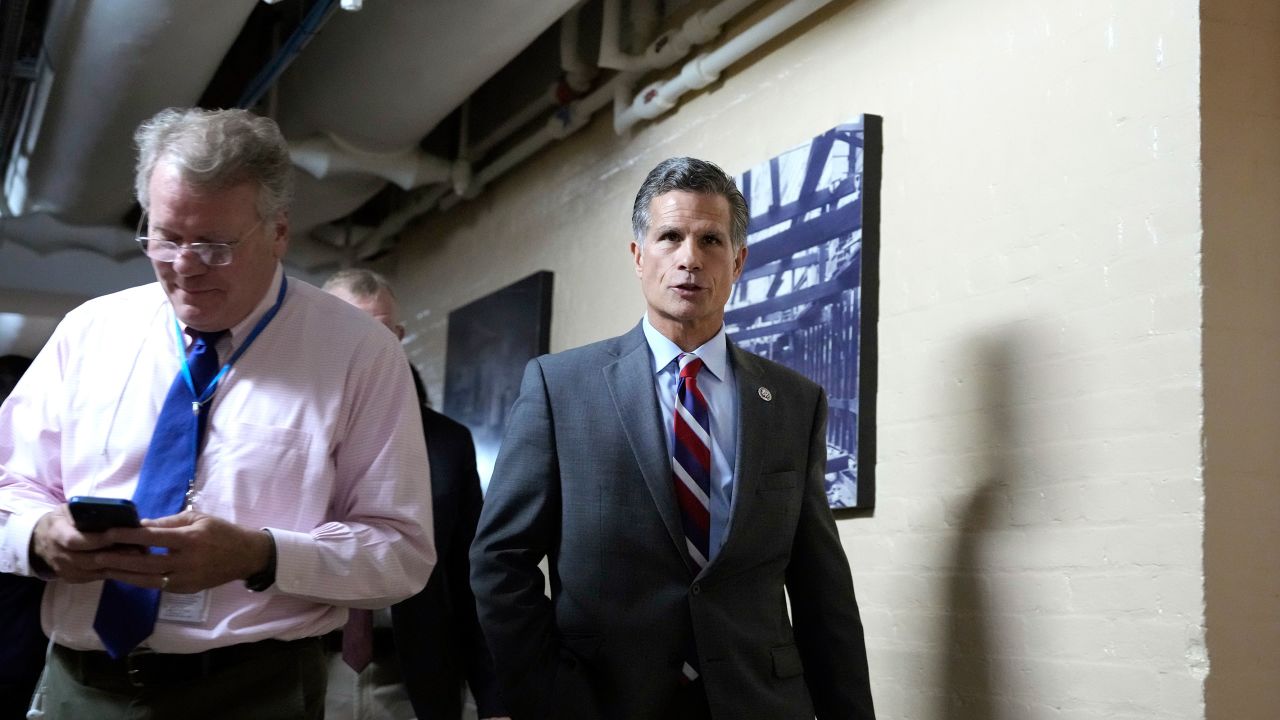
[{"xmin": 397, "ymin": 0, "xmax": 1211, "ymax": 717}]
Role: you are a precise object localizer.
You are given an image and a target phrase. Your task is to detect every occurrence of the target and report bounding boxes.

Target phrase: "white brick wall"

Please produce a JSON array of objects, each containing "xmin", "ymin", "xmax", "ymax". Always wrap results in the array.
[{"xmin": 396, "ymin": 0, "xmax": 1228, "ymax": 717}]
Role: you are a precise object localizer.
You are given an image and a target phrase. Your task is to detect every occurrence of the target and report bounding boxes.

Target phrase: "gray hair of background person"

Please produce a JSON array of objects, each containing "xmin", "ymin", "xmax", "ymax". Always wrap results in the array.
[
  {"xmin": 321, "ymin": 268, "xmax": 398, "ymax": 300},
  {"xmin": 631, "ymin": 156, "xmax": 750, "ymax": 252},
  {"xmin": 133, "ymin": 108, "xmax": 294, "ymax": 221}
]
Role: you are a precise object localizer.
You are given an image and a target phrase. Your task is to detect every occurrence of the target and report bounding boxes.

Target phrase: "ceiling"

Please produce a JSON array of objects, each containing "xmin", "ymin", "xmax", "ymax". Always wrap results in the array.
[
  {"xmin": 0, "ymin": 0, "xmax": 815, "ymax": 357},
  {"xmin": 0, "ymin": 0, "xmax": 612, "ymax": 355}
]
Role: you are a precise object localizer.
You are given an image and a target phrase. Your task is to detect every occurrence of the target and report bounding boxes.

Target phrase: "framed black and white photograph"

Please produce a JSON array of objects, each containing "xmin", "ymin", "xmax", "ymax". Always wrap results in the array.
[
  {"xmin": 443, "ymin": 271, "xmax": 554, "ymax": 492},
  {"xmin": 726, "ymin": 117, "xmax": 881, "ymax": 509}
]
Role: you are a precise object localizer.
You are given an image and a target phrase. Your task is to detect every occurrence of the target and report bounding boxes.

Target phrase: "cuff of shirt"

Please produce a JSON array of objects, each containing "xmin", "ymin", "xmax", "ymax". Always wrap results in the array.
[
  {"xmin": 265, "ymin": 525, "xmax": 314, "ymax": 596},
  {"xmin": 1, "ymin": 508, "xmax": 49, "ymax": 577}
]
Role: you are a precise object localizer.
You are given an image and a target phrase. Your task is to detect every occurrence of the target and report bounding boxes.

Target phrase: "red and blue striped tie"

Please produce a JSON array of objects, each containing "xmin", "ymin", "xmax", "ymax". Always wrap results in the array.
[
  {"xmin": 672, "ymin": 353, "xmax": 711, "ymax": 683},
  {"xmin": 673, "ymin": 354, "xmax": 712, "ymax": 569}
]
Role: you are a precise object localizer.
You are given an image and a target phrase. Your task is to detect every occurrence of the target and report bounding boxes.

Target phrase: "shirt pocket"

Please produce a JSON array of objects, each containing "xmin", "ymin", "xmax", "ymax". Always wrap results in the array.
[{"xmin": 199, "ymin": 422, "xmax": 319, "ymax": 527}]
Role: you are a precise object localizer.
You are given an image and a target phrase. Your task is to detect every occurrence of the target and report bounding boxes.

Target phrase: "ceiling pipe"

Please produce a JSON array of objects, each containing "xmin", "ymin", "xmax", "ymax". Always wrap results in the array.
[
  {"xmin": 472, "ymin": 75, "xmax": 621, "ymax": 194},
  {"xmin": 469, "ymin": 94, "xmax": 554, "ymax": 162},
  {"xmin": 288, "ymin": 1, "xmax": 592, "ymax": 267},
  {"xmin": 4, "ymin": 0, "xmax": 259, "ymax": 226},
  {"xmin": 0, "ymin": 213, "xmax": 137, "ymax": 261},
  {"xmin": 290, "ymin": 134, "xmax": 452, "ymax": 191},
  {"xmin": 470, "ymin": 0, "xmax": 598, "ymax": 162},
  {"xmin": 355, "ymin": 77, "xmax": 624, "ymax": 258},
  {"xmin": 348, "ymin": 184, "xmax": 450, "ymax": 260},
  {"xmin": 599, "ymin": 0, "xmax": 756, "ymax": 74},
  {"xmin": 353, "ymin": 71, "xmax": 625, "ymax": 262},
  {"xmin": 355, "ymin": 0, "xmax": 760, "ymax": 259},
  {"xmin": 271, "ymin": 0, "xmax": 582, "ymax": 266},
  {"xmin": 323, "ymin": 0, "xmax": 821, "ymax": 263},
  {"xmin": 614, "ymin": 0, "xmax": 834, "ymax": 134},
  {"xmin": 601, "ymin": 0, "xmax": 760, "ymax": 134},
  {"xmin": 237, "ymin": 0, "xmax": 343, "ymax": 110},
  {"xmin": 560, "ymin": 0, "xmax": 597, "ymax": 93},
  {"xmin": 597, "ymin": 0, "xmax": 661, "ymax": 71}
]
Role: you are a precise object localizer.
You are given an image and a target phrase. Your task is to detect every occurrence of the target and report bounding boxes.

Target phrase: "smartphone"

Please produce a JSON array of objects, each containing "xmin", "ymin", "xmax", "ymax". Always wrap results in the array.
[{"xmin": 68, "ymin": 496, "xmax": 141, "ymax": 533}]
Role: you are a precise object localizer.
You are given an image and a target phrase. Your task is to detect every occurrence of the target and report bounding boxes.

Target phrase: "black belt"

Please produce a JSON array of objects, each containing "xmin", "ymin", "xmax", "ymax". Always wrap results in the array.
[{"xmin": 54, "ymin": 637, "xmax": 321, "ymax": 689}]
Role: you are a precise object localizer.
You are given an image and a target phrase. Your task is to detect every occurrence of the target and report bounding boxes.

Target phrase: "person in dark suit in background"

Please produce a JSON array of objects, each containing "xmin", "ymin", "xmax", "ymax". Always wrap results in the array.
[
  {"xmin": 470, "ymin": 157, "xmax": 875, "ymax": 719},
  {"xmin": 325, "ymin": 269, "xmax": 506, "ymax": 720},
  {"xmin": 0, "ymin": 354, "xmax": 45, "ymax": 719}
]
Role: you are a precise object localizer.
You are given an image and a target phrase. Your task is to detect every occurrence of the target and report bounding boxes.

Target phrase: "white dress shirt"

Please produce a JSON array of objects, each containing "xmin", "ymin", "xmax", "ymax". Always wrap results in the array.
[
  {"xmin": 0, "ymin": 266, "xmax": 434, "ymax": 653},
  {"xmin": 642, "ymin": 316, "xmax": 738, "ymax": 562}
]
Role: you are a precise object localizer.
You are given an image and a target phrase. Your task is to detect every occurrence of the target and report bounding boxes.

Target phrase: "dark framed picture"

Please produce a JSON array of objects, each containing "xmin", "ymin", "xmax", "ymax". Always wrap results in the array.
[
  {"xmin": 443, "ymin": 270, "xmax": 554, "ymax": 491},
  {"xmin": 726, "ymin": 116, "xmax": 881, "ymax": 509}
]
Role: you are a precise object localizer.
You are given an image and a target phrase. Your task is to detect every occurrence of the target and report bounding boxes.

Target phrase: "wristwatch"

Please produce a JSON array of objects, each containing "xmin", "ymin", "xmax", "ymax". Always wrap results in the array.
[{"xmin": 244, "ymin": 529, "xmax": 277, "ymax": 592}]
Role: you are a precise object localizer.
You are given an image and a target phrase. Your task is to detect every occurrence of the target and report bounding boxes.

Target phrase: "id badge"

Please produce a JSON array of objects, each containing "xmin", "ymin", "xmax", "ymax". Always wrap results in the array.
[{"xmin": 157, "ymin": 590, "xmax": 211, "ymax": 624}]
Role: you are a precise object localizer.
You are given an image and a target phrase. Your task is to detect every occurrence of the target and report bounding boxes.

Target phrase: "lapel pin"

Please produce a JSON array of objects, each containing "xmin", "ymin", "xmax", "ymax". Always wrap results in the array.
[{"xmin": 758, "ymin": 387, "xmax": 772, "ymax": 402}]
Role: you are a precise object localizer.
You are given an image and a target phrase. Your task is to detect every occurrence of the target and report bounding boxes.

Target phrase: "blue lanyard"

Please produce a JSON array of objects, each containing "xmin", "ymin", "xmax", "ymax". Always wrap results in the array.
[{"xmin": 171, "ymin": 275, "xmax": 289, "ymax": 406}]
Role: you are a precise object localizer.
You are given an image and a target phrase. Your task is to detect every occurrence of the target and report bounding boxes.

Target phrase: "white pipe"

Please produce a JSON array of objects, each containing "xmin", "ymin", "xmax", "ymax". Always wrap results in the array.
[
  {"xmin": 614, "ymin": 0, "xmax": 833, "ymax": 134},
  {"xmin": 6, "ymin": 0, "xmax": 259, "ymax": 224},
  {"xmin": 599, "ymin": 0, "xmax": 758, "ymax": 72},
  {"xmin": 598, "ymin": 0, "xmax": 650, "ymax": 71},
  {"xmin": 352, "ymin": 0, "xmax": 828, "ymax": 259},
  {"xmin": 471, "ymin": 0, "xmax": 599, "ymax": 162},
  {"xmin": 358, "ymin": 0, "xmax": 774, "ymax": 258},
  {"xmin": 701, "ymin": 0, "xmax": 762, "ymax": 32},
  {"xmin": 360, "ymin": 74, "xmax": 626, "ymax": 259},
  {"xmin": 560, "ymin": 0, "xmax": 596, "ymax": 93},
  {"xmin": 474, "ymin": 74, "xmax": 622, "ymax": 191},
  {"xmin": 471, "ymin": 91, "xmax": 556, "ymax": 160},
  {"xmin": 290, "ymin": 134, "xmax": 452, "ymax": 191},
  {"xmin": 355, "ymin": 184, "xmax": 450, "ymax": 258}
]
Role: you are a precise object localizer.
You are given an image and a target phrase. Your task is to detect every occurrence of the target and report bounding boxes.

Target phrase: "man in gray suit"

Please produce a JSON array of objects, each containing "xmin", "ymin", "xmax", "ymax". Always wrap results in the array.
[{"xmin": 471, "ymin": 157, "xmax": 875, "ymax": 719}]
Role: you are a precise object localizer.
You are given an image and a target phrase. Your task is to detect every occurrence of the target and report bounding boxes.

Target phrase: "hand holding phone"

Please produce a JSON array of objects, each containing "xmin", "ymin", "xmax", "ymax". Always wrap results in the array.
[{"xmin": 68, "ymin": 496, "xmax": 141, "ymax": 533}]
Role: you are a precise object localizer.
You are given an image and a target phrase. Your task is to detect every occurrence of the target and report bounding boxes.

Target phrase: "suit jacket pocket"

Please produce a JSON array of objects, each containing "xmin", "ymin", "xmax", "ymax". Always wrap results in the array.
[
  {"xmin": 771, "ymin": 643, "xmax": 805, "ymax": 679},
  {"xmin": 553, "ymin": 634, "xmax": 603, "ymax": 719},
  {"xmin": 758, "ymin": 470, "xmax": 800, "ymax": 492}
]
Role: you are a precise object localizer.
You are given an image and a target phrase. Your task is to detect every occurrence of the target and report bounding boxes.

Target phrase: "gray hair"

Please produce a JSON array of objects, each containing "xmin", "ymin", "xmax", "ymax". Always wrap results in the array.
[
  {"xmin": 631, "ymin": 157, "xmax": 749, "ymax": 251},
  {"xmin": 322, "ymin": 268, "xmax": 397, "ymax": 300},
  {"xmin": 134, "ymin": 108, "xmax": 294, "ymax": 220}
]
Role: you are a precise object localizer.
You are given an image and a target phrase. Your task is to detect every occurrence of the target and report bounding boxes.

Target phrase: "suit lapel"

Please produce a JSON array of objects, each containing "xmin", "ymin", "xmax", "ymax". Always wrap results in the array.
[{"xmin": 603, "ymin": 324, "xmax": 692, "ymax": 570}]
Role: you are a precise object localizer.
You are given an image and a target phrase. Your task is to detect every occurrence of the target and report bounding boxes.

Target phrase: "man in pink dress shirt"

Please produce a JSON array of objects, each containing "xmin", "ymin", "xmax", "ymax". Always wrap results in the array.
[{"xmin": 0, "ymin": 108, "xmax": 434, "ymax": 718}]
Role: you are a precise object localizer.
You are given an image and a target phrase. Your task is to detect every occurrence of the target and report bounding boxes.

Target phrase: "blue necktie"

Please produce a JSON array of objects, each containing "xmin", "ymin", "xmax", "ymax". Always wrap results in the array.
[{"xmin": 93, "ymin": 329, "xmax": 226, "ymax": 658}]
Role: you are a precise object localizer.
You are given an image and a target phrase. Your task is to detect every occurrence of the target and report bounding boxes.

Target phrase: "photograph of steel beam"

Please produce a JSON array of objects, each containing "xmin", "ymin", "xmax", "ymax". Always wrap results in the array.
[{"xmin": 726, "ymin": 117, "xmax": 881, "ymax": 509}]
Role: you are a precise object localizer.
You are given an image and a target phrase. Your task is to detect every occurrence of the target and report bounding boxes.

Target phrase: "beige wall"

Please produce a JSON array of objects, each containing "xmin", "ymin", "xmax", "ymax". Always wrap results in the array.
[
  {"xmin": 397, "ymin": 0, "xmax": 1213, "ymax": 717},
  {"xmin": 1202, "ymin": 0, "xmax": 1280, "ymax": 718}
]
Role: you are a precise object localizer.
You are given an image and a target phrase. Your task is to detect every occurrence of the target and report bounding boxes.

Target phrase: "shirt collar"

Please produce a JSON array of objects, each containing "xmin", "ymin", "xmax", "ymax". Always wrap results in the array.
[{"xmin": 641, "ymin": 315, "xmax": 730, "ymax": 382}]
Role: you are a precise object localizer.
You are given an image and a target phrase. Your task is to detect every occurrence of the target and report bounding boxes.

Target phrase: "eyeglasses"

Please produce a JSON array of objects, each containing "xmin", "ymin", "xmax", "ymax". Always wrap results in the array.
[{"xmin": 136, "ymin": 215, "xmax": 263, "ymax": 267}]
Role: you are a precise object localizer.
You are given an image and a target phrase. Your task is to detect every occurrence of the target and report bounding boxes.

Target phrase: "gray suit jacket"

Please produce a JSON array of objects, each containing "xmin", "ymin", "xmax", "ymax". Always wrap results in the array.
[{"xmin": 471, "ymin": 323, "xmax": 874, "ymax": 719}]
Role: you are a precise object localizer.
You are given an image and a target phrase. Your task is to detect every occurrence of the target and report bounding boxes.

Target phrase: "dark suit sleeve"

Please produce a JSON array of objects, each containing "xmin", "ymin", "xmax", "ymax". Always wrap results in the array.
[
  {"xmin": 451, "ymin": 425, "xmax": 505, "ymax": 717},
  {"xmin": 470, "ymin": 358, "xmax": 561, "ymax": 718},
  {"xmin": 395, "ymin": 410, "xmax": 505, "ymax": 719},
  {"xmin": 786, "ymin": 389, "xmax": 876, "ymax": 719}
]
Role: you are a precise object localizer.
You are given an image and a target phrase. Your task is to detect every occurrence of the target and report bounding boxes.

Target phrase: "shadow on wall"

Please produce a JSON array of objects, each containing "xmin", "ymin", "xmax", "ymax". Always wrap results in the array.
[{"xmin": 938, "ymin": 331, "xmax": 1028, "ymax": 720}]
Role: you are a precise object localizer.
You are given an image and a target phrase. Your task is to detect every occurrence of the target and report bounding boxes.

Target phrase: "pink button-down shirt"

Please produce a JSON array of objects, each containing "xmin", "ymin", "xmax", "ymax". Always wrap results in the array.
[{"xmin": 0, "ymin": 267, "xmax": 434, "ymax": 653}]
